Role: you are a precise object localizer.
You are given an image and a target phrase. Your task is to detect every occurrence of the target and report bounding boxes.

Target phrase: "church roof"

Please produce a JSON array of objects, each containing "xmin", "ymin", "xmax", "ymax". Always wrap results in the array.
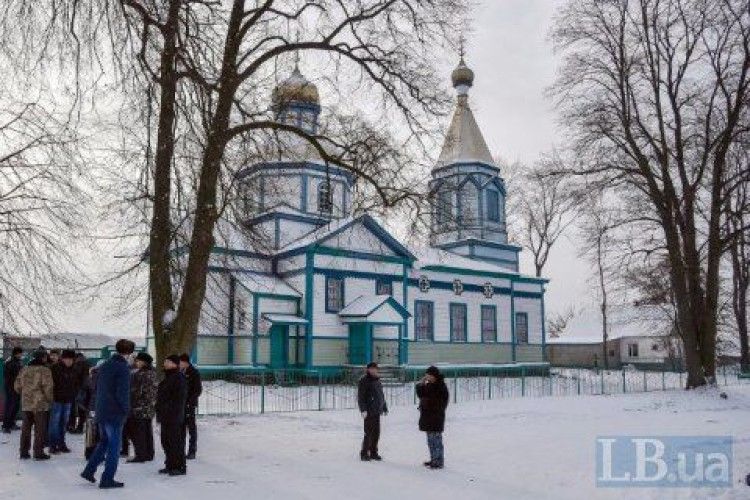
[
  {"xmin": 233, "ymin": 272, "xmax": 302, "ymax": 297},
  {"xmin": 436, "ymin": 97, "xmax": 495, "ymax": 167},
  {"xmin": 436, "ymin": 57, "xmax": 495, "ymax": 168}
]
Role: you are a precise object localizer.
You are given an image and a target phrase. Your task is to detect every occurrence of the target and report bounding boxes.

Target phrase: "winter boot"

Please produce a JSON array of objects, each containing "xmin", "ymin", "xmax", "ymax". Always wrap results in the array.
[{"xmin": 360, "ymin": 452, "xmax": 370, "ymax": 461}]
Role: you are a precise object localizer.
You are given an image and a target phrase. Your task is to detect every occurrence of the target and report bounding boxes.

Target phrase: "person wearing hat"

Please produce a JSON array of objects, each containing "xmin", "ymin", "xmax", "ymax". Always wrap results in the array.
[
  {"xmin": 416, "ymin": 366, "xmax": 449, "ymax": 469},
  {"xmin": 47, "ymin": 349, "xmax": 61, "ymax": 367},
  {"xmin": 178, "ymin": 353, "xmax": 202, "ymax": 460},
  {"xmin": 156, "ymin": 354, "xmax": 188, "ymax": 476},
  {"xmin": 48, "ymin": 349, "xmax": 77, "ymax": 453},
  {"xmin": 81, "ymin": 338, "xmax": 135, "ymax": 489},
  {"xmin": 357, "ymin": 362, "xmax": 388, "ymax": 461},
  {"xmin": 126, "ymin": 352, "xmax": 157, "ymax": 463},
  {"xmin": 14, "ymin": 346, "xmax": 54, "ymax": 460},
  {"xmin": 2, "ymin": 346, "xmax": 24, "ymax": 433}
]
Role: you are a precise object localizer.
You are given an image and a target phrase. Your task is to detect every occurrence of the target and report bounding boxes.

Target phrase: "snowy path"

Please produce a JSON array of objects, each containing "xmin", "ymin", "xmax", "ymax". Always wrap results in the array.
[{"xmin": 1, "ymin": 386, "xmax": 749, "ymax": 499}]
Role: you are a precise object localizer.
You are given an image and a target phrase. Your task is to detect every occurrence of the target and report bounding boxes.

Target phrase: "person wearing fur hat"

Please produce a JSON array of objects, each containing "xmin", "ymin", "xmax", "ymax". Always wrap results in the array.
[
  {"xmin": 48, "ymin": 349, "xmax": 77, "ymax": 454},
  {"xmin": 416, "ymin": 366, "xmax": 449, "ymax": 469},
  {"xmin": 15, "ymin": 347, "xmax": 54, "ymax": 460},
  {"xmin": 157, "ymin": 354, "xmax": 188, "ymax": 476},
  {"xmin": 126, "ymin": 352, "xmax": 157, "ymax": 463}
]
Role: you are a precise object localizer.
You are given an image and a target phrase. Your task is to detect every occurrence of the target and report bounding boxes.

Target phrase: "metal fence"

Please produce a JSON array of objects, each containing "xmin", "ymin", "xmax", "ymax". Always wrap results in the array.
[{"xmin": 197, "ymin": 364, "xmax": 750, "ymax": 416}]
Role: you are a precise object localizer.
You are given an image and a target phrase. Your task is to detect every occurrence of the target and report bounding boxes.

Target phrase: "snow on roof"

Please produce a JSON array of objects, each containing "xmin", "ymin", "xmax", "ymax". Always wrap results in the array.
[
  {"xmin": 276, "ymin": 215, "xmax": 358, "ymax": 255},
  {"xmin": 234, "ymin": 273, "xmax": 301, "ymax": 297},
  {"xmin": 412, "ymin": 245, "xmax": 520, "ymax": 275},
  {"xmin": 338, "ymin": 295, "xmax": 391, "ymax": 317},
  {"xmin": 549, "ymin": 305, "xmax": 673, "ymax": 344},
  {"xmin": 261, "ymin": 313, "xmax": 308, "ymax": 325}
]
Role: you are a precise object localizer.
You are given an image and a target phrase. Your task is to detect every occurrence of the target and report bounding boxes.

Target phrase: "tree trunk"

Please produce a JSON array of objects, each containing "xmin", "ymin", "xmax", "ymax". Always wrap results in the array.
[{"xmin": 149, "ymin": 0, "xmax": 182, "ymax": 371}]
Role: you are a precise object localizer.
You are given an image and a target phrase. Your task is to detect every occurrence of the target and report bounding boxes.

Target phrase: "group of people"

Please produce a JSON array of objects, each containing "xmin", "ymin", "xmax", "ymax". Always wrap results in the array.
[
  {"xmin": 2, "ymin": 339, "xmax": 202, "ymax": 489},
  {"xmin": 358, "ymin": 362, "xmax": 449, "ymax": 469},
  {"xmin": 3, "ymin": 347, "xmax": 90, "ymax": 458}
]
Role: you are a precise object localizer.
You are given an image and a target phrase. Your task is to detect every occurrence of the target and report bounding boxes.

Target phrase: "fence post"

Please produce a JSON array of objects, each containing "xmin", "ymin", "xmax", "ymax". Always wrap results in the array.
[
  {"xmin": 621, "ymin": 370, "xmax": 627, "ymax": 393},
  {"xmin": 521, "ymin": 367, "xmax": 526, "ymax": 397},
  {"xmin": 661, "ymin": 368, "xmax": 666, "ymax": 391},
  {"xmin": 577, "ymin": 369, "xmax": 581, "ymax": 395},
  {"xmin": 260, "ymin": 370, "xmax": 266, "ymax": 414},
  {"xmin": 643, "ymin": 371, "xmax": 647, "ymax": 392},
  {"xmin": 600, "ymin": 370, "xmax": 605, "ymax": 395},
  {"xmin": 723, "ymin": 365, "xmax": 727, "ymax": 385},
  {"xmin": 679, "ymin": 370, "xmax": 683, "ymax": 389},
  {"xmin": 488, "ymin": 374, "xmax": 493, "ymax": 400},
  {"xmin": 318, "ymin": 371, "xmax": 323, "ymax": 411},
  {"xmin": 453, "ymin": 376, "xmax": 458, "ymax": 404}
]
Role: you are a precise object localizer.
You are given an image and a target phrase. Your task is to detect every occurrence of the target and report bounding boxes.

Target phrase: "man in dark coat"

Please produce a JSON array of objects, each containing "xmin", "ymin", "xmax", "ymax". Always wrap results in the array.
[
  {"xmin": 157, "ymin": 354, "xmax": 188, "ymax": 476},
  {"xmin": 179, "ymin": 353, "xmax": 202, "ymax": 460},
  {"xmin": 126, "ymin": 352, "xmax": 157, "ymax": 463},
  {"xmin": 81, "ymin": 339, "xmax": 135, "ymax": 489},
  {"xmin": 68, "ymin": 353, "xmax": 89, "ymax": 434},
  {"xmin": 2, "ymin": 346, "xmax": 23, "ymax": 433},
  {"xmin": 357, "ymin": 362, "xmax": 388, "ymax": 461},
  {"xmin": 416, "ymin": 365, "xmax": 449, "ymax": 469},
  {"xmin": 49, "ymin": 349, "xmax": 77, "ymax": 453}
]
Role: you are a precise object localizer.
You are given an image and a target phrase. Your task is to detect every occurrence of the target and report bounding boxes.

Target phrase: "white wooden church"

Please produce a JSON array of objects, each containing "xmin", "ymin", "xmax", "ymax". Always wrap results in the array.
[{"xmin": 149, "ymin": 56, "xmax": 548, "ymax": 372}]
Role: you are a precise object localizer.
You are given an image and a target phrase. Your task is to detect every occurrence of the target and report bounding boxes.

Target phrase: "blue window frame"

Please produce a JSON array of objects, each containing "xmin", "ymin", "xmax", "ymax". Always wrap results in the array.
[
  {"xmin": 487, "ymin": 190, "xmax": 500, "ymax": 222},
  {"xmin": 515, "ymin": 312, "xmax": 529, "ymax": 344},
  {"xmin": 325, "ymin": 276, "xmax": 344, "ymax": 312},
  {"xmin": 376, "ymin": 278, "xmax": 392, "ymax": 296},
  {"xmin": 318, "ymin": 181, "xmax": 332, "ymax": 214},
  {"xmin": 481, "ymin": 305, "xmax": 497, "ymax": 342},
  {"xmin": 414, "ymin": 300, "xmax": 434, "ymax": 341},
  {"xmin": 450, "ymin": 303, "xmax": 467, "ymax": 342}
]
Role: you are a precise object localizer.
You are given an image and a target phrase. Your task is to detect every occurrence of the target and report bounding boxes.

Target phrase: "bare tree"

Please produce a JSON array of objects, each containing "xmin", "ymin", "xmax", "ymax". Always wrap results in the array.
[
  {"xmin": 552, "ymin": 0, "xmax": 750, "ymax": 387},
  {"xmin": 504, "ymin": 153, "xmax": 576, "ymax": 277}
]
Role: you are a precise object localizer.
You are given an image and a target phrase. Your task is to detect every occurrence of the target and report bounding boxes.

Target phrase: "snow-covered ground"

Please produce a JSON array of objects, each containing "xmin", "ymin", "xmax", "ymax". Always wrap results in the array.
[{"xmin": 1, "ymin": 386, "xmax": 749, "ymax": 499}]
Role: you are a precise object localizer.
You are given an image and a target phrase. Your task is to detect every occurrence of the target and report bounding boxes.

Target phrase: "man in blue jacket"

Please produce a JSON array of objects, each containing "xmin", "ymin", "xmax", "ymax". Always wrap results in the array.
[{"xmin": 80, "ymin": 339, "xmax": 135, "ymax": 489}]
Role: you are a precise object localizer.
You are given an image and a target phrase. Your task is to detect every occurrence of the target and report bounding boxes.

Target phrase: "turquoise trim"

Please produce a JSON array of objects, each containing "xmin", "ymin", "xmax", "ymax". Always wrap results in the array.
[
  {"xmin": 227, "ymin": 275, "xmax": 236, "ymax": 365},
  {"xmin": 304, "ymin": 249, "xmax": 314, "ymax": 369},
  {"xmin": 301, "ymin": 172, "xmax": 308, "ymax": 212},
  {"xmin": 401, "ymin": 263, "xmax": 409, "ymax": 363},
  {"xmin": 541, "ymin": 289, "xmax": 547, "ymax": 361},
  {"xmin": 449, "ymin": 302, "xmax": 468, "ymax": 342},
  {"xmin": 315, "ymin": 245, "xmax": 409, "ymax": 264},
  {"xmin": 510, "ymin": 282, "xmax": 516, "ymax": 361},
  {"xmin": 414, "ymin": 300, "xmax": 435, "ymax": 341},
  {"xmin": 420, "ymin": 264, "xmax": 548, "ymax": 284},
  {"xmin": 251, "ymin": 294, "xmax": 259, "ymax": 365},
  {"xmin": 480, "ymin": 304, "xmax": 498, "ymax": 342}
]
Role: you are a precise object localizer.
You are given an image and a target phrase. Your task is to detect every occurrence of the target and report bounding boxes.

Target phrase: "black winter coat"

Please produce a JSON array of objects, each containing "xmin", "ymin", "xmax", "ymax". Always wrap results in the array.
[
  {"xmin": 182, "ymin": 364, "xmax": 202, "ymax": 409},
  {"xmin": 156, "ymin": 368, "xmax": 187, "ymax": 425},
  {"xmin": 357, "ymin": 374, "xmax": 388, "ymax": 416},
  {"xmin": 51, "ymin": 362, "xmax": 78, "ymax": 403},
  {"xmin": 416, "ymin": 377, "xmax": 449, "ymax": 432},
  {"xmin": 3, "ymin": 357, "xmax": 23, "ymax": 394}
]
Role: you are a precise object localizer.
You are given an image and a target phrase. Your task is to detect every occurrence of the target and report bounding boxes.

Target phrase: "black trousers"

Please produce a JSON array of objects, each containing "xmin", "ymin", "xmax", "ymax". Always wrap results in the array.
[
  {"xmin": 129, "ymin": 417, "xmax": 154, "ymax": 461},
  {"xmin": 2, "ymin": 390, "xmax": 20, "ymax": 430},
  {"xmin": 20, "ymin": 411, "xmax": 48, "ymax": 458},
  {"xmin": 183, "ymin": 406, "xmax": 197, "ymax": 455},
  {"xmin": 161, "ymin": 421, "xmax": 186, "ymax": 472},
  {"xmin": 361, "ymin": 415, "xmax": 380, "ymax": 456},
  {"xmin": 121, "ymin": 417, "xmax": 131, "ymax": 455}
]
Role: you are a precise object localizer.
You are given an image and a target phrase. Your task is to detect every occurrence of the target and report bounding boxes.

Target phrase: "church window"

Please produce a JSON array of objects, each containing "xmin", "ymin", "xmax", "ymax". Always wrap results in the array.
[
  {"xmin": 436, "ymin": 190, "xmax": 453, "ymax": 225},
  {"xmin": 318, "ymin": 181, "xmax": 333, "ymax": 215},
  {"xmin": 376, "ymin": 279, "xmax": 392, "ymax": 296},
  {"xmin": 481, "ymin": 305, "xmax": 497, "ymax": 342},
  {"xmin": 325, "ymin": 276, "xmax": 344, "ymax": 312},
  {"xmin": 487, "ymin": 190, "xmax": 500, "ymax": 222},
  {"xmin": 414, "ymin": 301, "xmax": 434, "ymax": 341},
  {"xmin": 515, "ymin": 312, "xmax": 528, "ymax": 344},
  {"xmin": 450, "ymin": 303, "xmax": 467, "ymax": 342}
]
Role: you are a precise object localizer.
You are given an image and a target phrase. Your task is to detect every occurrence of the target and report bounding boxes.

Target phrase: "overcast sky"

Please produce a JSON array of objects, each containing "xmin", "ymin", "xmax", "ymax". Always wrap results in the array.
[{"xmin": 58, "ymin": 0, "xmax": 598, "ymax": 338}]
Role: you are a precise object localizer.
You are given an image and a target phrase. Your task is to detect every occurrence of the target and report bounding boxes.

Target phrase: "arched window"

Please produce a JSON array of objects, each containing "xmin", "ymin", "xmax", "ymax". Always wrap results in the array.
[
  {"xmin": 318, "ymin": 181, "xmax": 333, "ymax": 214},
  {"xmin": 486, "ymin": 189, "xmax": 500, "ymax": 222}
]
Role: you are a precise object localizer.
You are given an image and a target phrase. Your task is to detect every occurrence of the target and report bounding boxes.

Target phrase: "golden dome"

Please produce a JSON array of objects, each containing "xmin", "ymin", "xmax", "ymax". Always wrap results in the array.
[
  {"xmin": 451, "ymin": 57, "xmax": 474, "ymax": 89},
  {"xmin": 272, "ymin": 65, "xmax": 320, "ymax": 107}
]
